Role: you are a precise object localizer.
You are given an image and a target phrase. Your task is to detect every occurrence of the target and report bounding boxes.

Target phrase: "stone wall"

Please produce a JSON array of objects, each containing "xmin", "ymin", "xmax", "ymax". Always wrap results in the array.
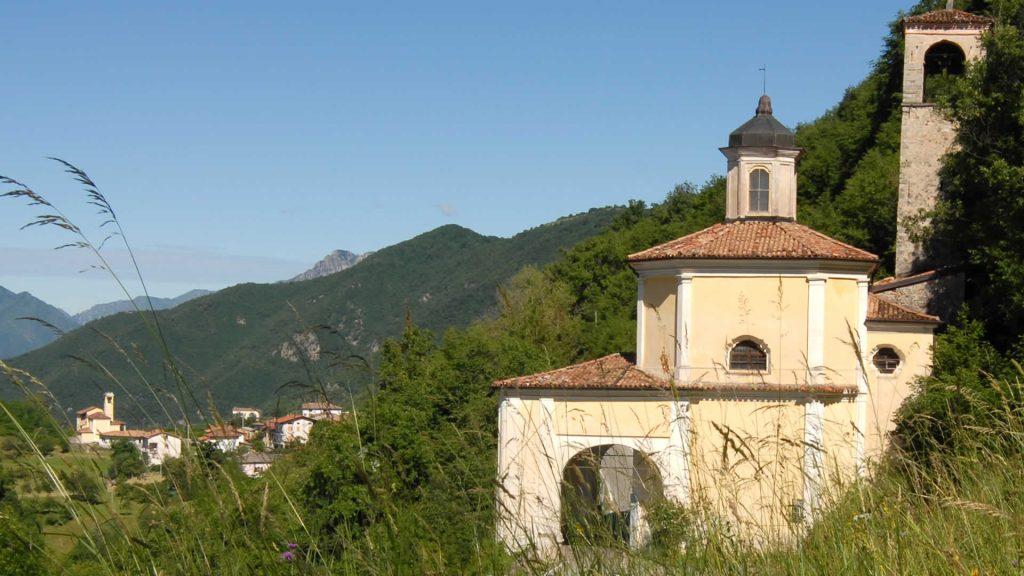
[
  {"xmin": 873, "ymin": 270, "xmax": 963, "ymax": 324},
  {"xmin": 895, "ymin": 104, "xmax": 957, "ymax": 276}
]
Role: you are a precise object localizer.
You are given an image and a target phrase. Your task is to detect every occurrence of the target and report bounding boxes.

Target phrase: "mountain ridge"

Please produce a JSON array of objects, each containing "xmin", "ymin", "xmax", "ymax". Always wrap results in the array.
[
  {"xmin": 289, "ymin": 250, "xmax": 370, "ymax": 282},
  {"xmin": 71, "ymin": 289, "xmax": 213, "ymax": 325},
  {"xmin": 3, "ymin": 208, "xmax": 621, "ymax": 424},
  {"xmin": 0, "ymin": 287, "xmax": 78, "ymax": 359}
]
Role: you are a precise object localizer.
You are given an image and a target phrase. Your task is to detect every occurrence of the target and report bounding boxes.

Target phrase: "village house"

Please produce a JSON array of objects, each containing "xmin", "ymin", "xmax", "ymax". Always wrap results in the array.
[
  {"xmin": 239, "ymin": 451, "xmax": 279, "ymax": 477},
  {"xmin": 493, "ymin": 6, "xmax": 984, "ymax": 556},
  {"xmin": 199, "ymin": 424, "xmax": 246, "ymax": 452},
  {"xmin": 266, "ymin": 414, "xmax": 316, "ymax": 449},
  {"xmin": 97, "ymin": 429, "xmax": 150, "ymax": 451},
  {"xmin": 98, "ymin": 429, "xmax": 183, "ymax": 466},
  {"xmin": 231, "ymin": 406, "xmax": 261, "ymax": 422},
  {"xmin": 141, "ymin": 430, "xmax": 184, "ymax": 466},
  {"xmin": 301, "ymin": 402, "xmax": 345, "ymax": 419}
]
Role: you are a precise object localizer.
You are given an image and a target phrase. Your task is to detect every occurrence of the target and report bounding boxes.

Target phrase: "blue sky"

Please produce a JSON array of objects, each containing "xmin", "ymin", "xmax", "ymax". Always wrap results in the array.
[{"xmin": 0, "ymin": 1, "xmax": 915, "ymax": 314}]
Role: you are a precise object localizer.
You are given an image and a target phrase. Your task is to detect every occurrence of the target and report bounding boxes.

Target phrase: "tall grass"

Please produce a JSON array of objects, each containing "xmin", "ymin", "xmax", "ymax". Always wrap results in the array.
[{"xmin": 2, "ymin": 162, "xmax": 1022, "ymax": 574}]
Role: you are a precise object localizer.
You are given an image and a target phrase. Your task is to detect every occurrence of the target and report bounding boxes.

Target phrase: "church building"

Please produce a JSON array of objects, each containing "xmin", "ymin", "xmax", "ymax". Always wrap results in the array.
[{"xmin": 492, "ymin": 6, "xmax": 986, "ymax": 556}]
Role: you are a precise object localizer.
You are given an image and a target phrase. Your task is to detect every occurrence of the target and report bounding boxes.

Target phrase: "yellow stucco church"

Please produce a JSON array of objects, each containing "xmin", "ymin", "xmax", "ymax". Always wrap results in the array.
[
  {"xmin": 492, "ymin": 6, "xmax": 989, "ymax": 554},
  {"xmin": 495, "ymin": 93, "xmax": 937, "ymax": 554}
]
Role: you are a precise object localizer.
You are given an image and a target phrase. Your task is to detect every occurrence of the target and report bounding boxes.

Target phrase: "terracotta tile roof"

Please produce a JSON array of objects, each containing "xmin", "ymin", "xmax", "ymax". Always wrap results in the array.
[
  {"xmin": 76, "ymin": 406, "xmax": 104, "ymax": 416},
  {"xmin": 87, "ymin": 413, "xmax": 111, "ymax": 420},
  {"xmin": 671, "ymin": 381, "xmax": 858, "ymax": 395},
  {"xmin": 265, "ymin": 414, "xmax": 315, "ymax": 430},
  {"xmin": 201, "ymin": 425, "xmax": 242, "ymax": 439},
  {"xmin": 99, "ymin": 430, "xmax": 151, "ymax": 439},
  {"xmin": 867, "ymin": 294, "xmax": 940, "ymax": 324},
  {"xmin": 871, "ymin": 266, "xmax": 962, "ymax": 293},
  {"xmin": 904, "ymin": 9, "xmax": 992, "ymax": 28},
  {"xmin": 627, "ymin": 220, "xmax": 878, "ymax": 263},
  {"xmin": 494, "ymin": 353, "xmax": 667, "ymax": 390},
  {"xmin": 494, "ymin": 353, "xmax": 858, "ymax": 395},
  {"xmin": 240, "ymin": 452, "xmax": 278, "ymax": 465},
  {"xmin": 301, "ymin": 402, "xmax": 342, "ymax": 410}
]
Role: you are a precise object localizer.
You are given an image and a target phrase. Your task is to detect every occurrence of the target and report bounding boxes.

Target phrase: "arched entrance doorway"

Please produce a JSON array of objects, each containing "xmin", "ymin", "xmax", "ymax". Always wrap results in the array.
[{"xmin": 560, "ymin": 444, "xmax": 664, "ymax": 547}]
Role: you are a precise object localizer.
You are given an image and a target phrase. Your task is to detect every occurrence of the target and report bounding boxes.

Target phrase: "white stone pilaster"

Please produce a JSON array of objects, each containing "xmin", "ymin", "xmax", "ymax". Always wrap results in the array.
[
  {"xmin": 636, "ymin": 276, "xmax": 646, "ymax": 369},
  {"xmin": 496, "ymin": 395, "xmax": 528, "ymax": 551},
  {"xmin": 803, "ymin": 399, "xmax": 824, "ymax": 520},
  {"xmin": 675, "ymin": 274, "xmax": 693, "ymax": 383},
  {"xmin": 666, "ymin": 399, "xmax": 691, "ymax": 504},
  {"xmin": 806, "ymin": 275, "xmax": 827, "ymax": 385},
  {"xmin": 534, "ymin": 397, "xmax": 561, "ymax": 555},
  {"xmin": 855, "ymin": 279, "xmax": 870, "ymax": 475}
]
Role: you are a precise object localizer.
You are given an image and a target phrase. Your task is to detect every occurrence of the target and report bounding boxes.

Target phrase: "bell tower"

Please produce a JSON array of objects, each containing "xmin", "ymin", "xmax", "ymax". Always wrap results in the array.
[
  {"xmin": 720, "ymin": 95, "xmax": 802, "ymax": 221},
  {"xmin": 895, "ymin": 5, "xmax": 989, "ymax": 275},
  {"xmin": 103, "ymin": 392, "xmax": 115, "ymax": 419}
]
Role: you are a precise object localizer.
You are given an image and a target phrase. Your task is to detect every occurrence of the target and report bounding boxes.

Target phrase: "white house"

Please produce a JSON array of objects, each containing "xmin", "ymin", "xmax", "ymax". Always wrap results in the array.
[
  {"xmin": 199, "ymin": 425, "xmax": 245, "ymax": 452},
  {"xmin": 239, "ymin": 451, "xmax": 278, "ymax": 477},
  {"xmin": 267, "ymin": 414, "xmax": 316, "ymax": 449},
  {"xmin": 301, "ymin": 402, "xmax": 345, "ymax": 419},
  {"xmin": 231, "ymin": 407, "xmax": 261, "ymax": 422},
  {"xmin": 143, "ymin": 431, "xmax": 183, "ymax": 466}
]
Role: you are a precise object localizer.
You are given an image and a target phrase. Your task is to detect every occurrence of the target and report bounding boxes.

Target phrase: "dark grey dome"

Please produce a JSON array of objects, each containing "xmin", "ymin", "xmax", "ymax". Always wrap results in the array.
[{"xmin": 728, "ymin": 95, "xmax": 797, "ymax": 148}]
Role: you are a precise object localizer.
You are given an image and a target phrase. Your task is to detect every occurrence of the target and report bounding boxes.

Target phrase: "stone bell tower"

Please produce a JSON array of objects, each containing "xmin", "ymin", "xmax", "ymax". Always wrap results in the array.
[
  {"xmin": 895, "ymin": 5, "xmax": 989, "ymax": 276},
  {"xmin": 876, "ymin": 4, "xmax": 990, "ymax": 322}
]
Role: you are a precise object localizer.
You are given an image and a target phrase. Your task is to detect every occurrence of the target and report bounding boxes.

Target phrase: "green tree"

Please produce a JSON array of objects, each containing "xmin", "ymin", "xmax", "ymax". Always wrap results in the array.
[
  {"xmin": 938, "ymin": 2, "xmax": 1024, "ymax": 346},
  {"xmin": 109, "ymin": 440, "xmax": 147, "ymax": 480},
  {"xmin": 0, "ymin": 509, "xmax": 45, "ymax": 576},
  {"xmin": 893, "ymin": 312, "xmax": 1014, "ymax": 458},
  {"xmin": 59, "ymin": 467, "xmax": 104, "ymax": 504}
]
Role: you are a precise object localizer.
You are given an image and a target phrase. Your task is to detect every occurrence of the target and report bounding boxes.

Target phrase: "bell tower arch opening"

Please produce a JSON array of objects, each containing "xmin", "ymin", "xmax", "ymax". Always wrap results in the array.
[
  {"xmin": 923, "ymin": 41, "xmax": 966, "ymax": 103},
  {"xmin": 560, "ymin": 444, "xmax": 664, "ymax": 547}
]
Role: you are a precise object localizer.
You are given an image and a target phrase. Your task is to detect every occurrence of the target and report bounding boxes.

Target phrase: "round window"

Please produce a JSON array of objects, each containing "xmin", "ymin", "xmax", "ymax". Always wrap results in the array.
[{"xmin": 873, "ymin": 347, "xmax": 901, "ymax": 375}]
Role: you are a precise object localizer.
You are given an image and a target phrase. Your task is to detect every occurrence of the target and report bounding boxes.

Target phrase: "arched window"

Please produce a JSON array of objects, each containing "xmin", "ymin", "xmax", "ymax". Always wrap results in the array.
[
  {"xmin": 923, "ymin": 41, "xmax": 966, "ymax": 103},
  {"xmin": 872, "ymin": 347, "xmax": 901, "ymax": 375},
  {"xmin": 730, "ymin": 339, "xmax": 768, "ymax": 371},
  {"xmin": 749, "ymin": 169, "xmax": 770, "ymax": 213}
]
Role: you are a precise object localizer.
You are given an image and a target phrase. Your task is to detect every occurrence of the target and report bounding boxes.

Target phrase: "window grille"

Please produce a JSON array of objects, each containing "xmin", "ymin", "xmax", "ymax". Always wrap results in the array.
[{"xmin": 730, "ymin": 340, "xmax": 767, "ymax": 371}]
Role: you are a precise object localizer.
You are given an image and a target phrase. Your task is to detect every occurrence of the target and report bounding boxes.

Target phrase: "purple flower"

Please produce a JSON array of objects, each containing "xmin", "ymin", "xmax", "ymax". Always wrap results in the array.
[
  {"xmin": 287, "ymin": 543, "xmax": 299, "ymax": 550},
  {"xmin": 280, "ymin": 551, "xmax": 294, "ymax": 562}
]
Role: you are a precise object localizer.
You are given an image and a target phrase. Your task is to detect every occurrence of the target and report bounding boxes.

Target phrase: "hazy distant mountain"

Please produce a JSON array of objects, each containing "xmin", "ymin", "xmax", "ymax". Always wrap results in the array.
[
  {"xmin": 289, "ymin": 250, "xmax": 371, "ymax": 282},
  {"xmin": 0, "ymin": 286, "xmax": 78, "ymax": 359},
  {"xmin": 72, "ymin": 289, "xmax": 213, "ymax": 325}
]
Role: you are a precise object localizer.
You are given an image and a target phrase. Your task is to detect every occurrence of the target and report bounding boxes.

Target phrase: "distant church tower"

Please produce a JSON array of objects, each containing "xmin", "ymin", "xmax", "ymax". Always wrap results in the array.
[{"xmin": 877, "ymin": 4, "xmax": 990, "ymax": 320}]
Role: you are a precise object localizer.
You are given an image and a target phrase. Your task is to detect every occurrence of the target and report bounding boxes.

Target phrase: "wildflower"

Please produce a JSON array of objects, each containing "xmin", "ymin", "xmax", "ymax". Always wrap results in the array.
[
  {"xmin": 287, "ymin": 543, "xmax": 299, "ymax": 550},
  {"xmin": 280, "ymin": 551, "xmax": 294, "ymax": 562}
]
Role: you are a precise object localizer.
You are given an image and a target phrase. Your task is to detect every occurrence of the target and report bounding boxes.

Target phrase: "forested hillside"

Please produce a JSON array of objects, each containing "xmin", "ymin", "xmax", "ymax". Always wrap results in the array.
[{"xmin": 1, "ymin": 208, "xmax": 619, "ymax": 424}]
